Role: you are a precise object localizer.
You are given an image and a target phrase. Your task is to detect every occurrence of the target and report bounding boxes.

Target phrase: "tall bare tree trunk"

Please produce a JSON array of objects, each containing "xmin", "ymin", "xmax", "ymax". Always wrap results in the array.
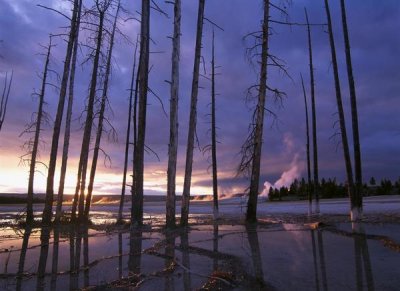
[
  {"xmin": 211, "ymin": 30, "xmax": 219, "ymax": 219},
  {"xmin": 301, "ymin": 74, "xmax": 312, "ymax": 216},
  {"xmin": 0, "ymin": 71, "xmax": 13, "ymax": 132},
  {"xmin": 340, "ymin": 0, "xmax": 363, "ymax": 217},
  {"xmin": 55, "ymin": 0, "xmax": 82, "ymax": 223},
  {"xmin": 305, "ymin": 8, "xmax": 320, "ymax": 214},
  {"xmin": 77, "ymin": 5, "xmax": 107, "ymax": 222},
  {"xmin": 246, "ymin": 0, "xmax": 270, "ymax": 223},
  {"xmin": 324, "ymin": 0, "xmax": 356, "ymax": 220},
  {"xmin": 84, "ymin": 2, "xmax": 120, "ymax": 220},
  {"xmin": 132, "ymin": 0, "xmax": 150, "ymax": 226},
  {"xmin": 166, "ymin": 0, "xmax": 181, "ymax": 229},
  {"xmin": 42, "ymin": 0, "xmax": 80, "ymax": 225},
  {"xmin": 180, "ymin": 0, "xmax": 205, "ymax": 227},
  {"xmin": 26, "ymin": 37, "xmax": 52, "ymax": 224},
  {"xmin": 118, "ymin": 39, "xmax": 139, "ymax": 223}
]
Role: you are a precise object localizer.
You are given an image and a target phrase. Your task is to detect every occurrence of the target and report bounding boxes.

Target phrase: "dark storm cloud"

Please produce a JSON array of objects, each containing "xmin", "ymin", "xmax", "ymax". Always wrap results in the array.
[{"xmin": 0, "ymin": 0, "xmax": 399, "ymax": 195}]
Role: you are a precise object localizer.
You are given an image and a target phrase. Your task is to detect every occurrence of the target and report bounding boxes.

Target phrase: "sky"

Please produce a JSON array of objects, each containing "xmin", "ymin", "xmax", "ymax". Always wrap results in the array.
[{"xmin": 0, "ymin": 0, "xmax": 399, "ymax": 196}]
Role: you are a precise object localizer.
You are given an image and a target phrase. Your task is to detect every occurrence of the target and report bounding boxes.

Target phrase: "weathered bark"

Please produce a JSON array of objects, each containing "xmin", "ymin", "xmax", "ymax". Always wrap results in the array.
[
  {"xmin": 324, "ymin": 0, "xmax": 356, "ymax": 221},
  {"xmin": 55, "ymin": 0, "xmax": 82, "ymax": 223},
  {"xmin": 301, "ymin": 74, "xmax": 312, "ymax": 214},
  {"xmin": 211, "ymin": 30, "xmax": 219, "ymax": 219},
  {"xmin": 84, "ymin": 2, "xmax": 120, "ymax": 220},
  {"xmin": 42, "ymin": 0, "xmax": 80, "ymax": 225},
  {"xmin": 180, "ymin": 0, "xmax": 205, "ymax": 227},
  {"xmin": 26, "ymin": 37, "xmax": 52, "ymax": 224},
  {"xmin": 246, "ymin": 0, "xmax": 270, "ymax": 223},
  {"xmin": 76, "ymin": 4, "xmax": 107, "ymax": 222},
  {"xmin": 0, "ymin": 71, "xmax": 13, "ymax": 132},
  {"xmin": 118, "ymin": 39, "xmax": 139, "ymax": 223},
  {"xmin": 132, "ymin": 0, "xmax": 151, "ymax": 226},
  {"xmin": 305, "ymin": 8, "xmax": 319, "ymax": 213},
  {"xmin": 340, "ymin": 0, "xmax": 363, "ymax": 215},
  {"xmin": 166, "ymin": 0, "xmax": 181, "ymax": 229}
]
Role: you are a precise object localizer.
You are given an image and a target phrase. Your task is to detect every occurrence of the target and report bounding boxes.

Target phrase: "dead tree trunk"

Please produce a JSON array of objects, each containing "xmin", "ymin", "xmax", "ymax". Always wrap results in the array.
[
  {"xmin": 0, "ymin": 71, "xmax": 13, "ymax": 132},
  {"xmin": 84, "ymin": 2, "xmax": 120, "ymax": 220},
  {"xmin": 305, "ymin": 8, "xmax": 319, "ymax": 213},
  {"xmin": 42, "ymin": 0, "xmax": 80, "ymax": 225},
  {"xmin": 55, "ymin": 0, "xmax": 82, "ymax": 223},
  {"xmin": 166, "ymin": 0, "xmax": 182, "ymax": 229},
  {"xmin": 118, "ymin": 39, "xmax": 139, "ymax": 223},
  {"xmin": 26, "ymin": 37, "xmax": 53, "ymax": 224},
  {"xmin": 246, "ymin": 0, "xmax": 270, "ymax": 223},
  {"xmin": 340, "ymin": 0, "xmax": 363, "ymax": 215},
  {"xmin": 324, "ymin": 0, "xmax": 356, "ymax": 220},
  {"xmin": 211, "ymin": 30, "xmax": 219, "ymax": 219},
  {"xmin": 301, "ymin": 74, "xmax": 312, "ymax": 215},
  {"xmin": 180, "ymin": 0, "xmax": 205, "ymax": 227},
  {"xmin": 132, "ymin": 0, "xmax": 151, "ymax": 226},
  {"xmin": 77, "ymin": 2, "xmax": 108, "ymax": 222}
]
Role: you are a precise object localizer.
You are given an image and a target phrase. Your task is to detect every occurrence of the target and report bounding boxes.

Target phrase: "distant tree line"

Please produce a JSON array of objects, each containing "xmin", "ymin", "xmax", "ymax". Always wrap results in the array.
[{"xmin": 267, "ymin": 177, "xmax": 400, "ymax": 201}]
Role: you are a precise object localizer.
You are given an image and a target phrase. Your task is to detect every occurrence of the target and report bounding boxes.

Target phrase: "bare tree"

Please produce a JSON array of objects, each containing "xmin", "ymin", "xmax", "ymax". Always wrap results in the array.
[
  {"xmin": 301, "ymin": 74, "xmax": 312, "ymax": 216},
  {"xmin": 132, "ymin": 0, "xmax": 151, "ymax": 226},
  {"xmin": 340, "ymin": 0, "xmax": 363, "ymax": 217},
  {"xmin": 24, "ymin": 36, "xmax": 54, "ymax": 224},
  {"xmin": 55, "ymin": 0, "xmax": 83, "ymax": 223},
  {"xmin": 166, "ymin": 0, "xmax": 182, "ymax": 229},
  {"xmin": 180, "ymin": 0, "xmax": 205, "ymax": 227},
  {"xmin": 210, "ymin": 29, "xmax": 219, "ymax": 219},
  {"xmin": 84, "ymin": 1, "xmax": 121, "ymax": 220},
  {"xmin": 42, "ymin": 0, "xmax": 81, "ymax": 225},
  {"xmin": 305, "ymin": 8, "xmax": 320, "ymax": 213},
  {"xmin": 76, "ymin": 0, "xmax": 112, "ymax": 222},
  {"xmin": 118, "ymin": 38, "xmax": 139, "ymax": 223},
  {"xmin": 0, "ymin": 71, "xmax": 12, "ymax": 132},
  {"xmin": 245, "ymin": 0, "xmax": 270, "ymax": 223},
  {"xmin": 324, "ymin": 0, "xmax": 356, "ymax": 220}
]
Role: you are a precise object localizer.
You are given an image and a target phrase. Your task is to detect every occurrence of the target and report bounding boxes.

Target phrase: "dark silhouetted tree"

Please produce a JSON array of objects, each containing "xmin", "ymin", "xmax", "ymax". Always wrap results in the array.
[
  {"xmin": 75, "ymin": 0, "xmax": 112, "ymax": 222},
  {"xmin": 324, "ymin": 0, "xmax": 357, "ymax": 221},
  {"xmin": 340, "ymin": 0, "xmax": 363, "ymax": 214},
  {"xmin": 23, "ymin": 36, "xmax": 54, "ymax": 224},
  {"xmin": 0, "ymin": 71, "xmax": 12, "ymax": 132},
  {"xmin": 301, "ymin": 74, "xmax": 312, "ymax": 214},
  {"xmin": 210, "ymin": 29, "xmax": 219, "ymax": 219},
  {"xmin": 84, "ymin": 1, "xmax": 120, "ymax": 220},
  {"xmin": 305, "ymin": 8, "xmax": 320, "ymax": 213},
  {"xmin": 118, "ymin": 38, "xmax": 139, "ymax": 223},
  {"xmin": 166, "ymin": 0, "xmax": 182, "ymax": 229},
  {"xmin": 180, "ymin": 0, "xmax": 205, "ymax": 227},
  {"xmin": 132, "ymin": 0, "xmax": 151, "ymax": 226},
  {"xmin": 42, "ymin": 0, "xmax": 81, "ymax": 225},
  {"xmin": 245, "ymin": 0, "xmax": 270, "ymax": 223},
  {"xmin": 55, "ymin": 0, "xmax": 83, "ymax": 223}
]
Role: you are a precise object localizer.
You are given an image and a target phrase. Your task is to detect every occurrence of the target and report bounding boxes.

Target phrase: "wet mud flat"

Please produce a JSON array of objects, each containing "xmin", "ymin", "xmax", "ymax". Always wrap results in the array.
[{"xmin": 1, "ymin": 216, "xmax": 400, "ymax": 291}]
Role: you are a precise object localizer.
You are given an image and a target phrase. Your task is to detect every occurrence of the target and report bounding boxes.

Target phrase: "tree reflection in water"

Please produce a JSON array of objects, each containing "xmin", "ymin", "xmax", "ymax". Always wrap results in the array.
[
  {"xmin": 36, "ymin": 226, "xmax": 50, "ymax": 290},
  {"xmin": 16, "ymin": 226, "xmax": 32, "ymax": 291},
  {"xmin": 180, "ymin": 229, "xmax": 191, "ymax": 291},
  {"xmin": 128, "ymin": 228, "xmax": 143, "ymax": 278},
  {"xmin": 353, "ymin": 224, "xmax": 375, "ymax": 291},
  {"xmin": 245, "ymin": 224, "xmax": 266, "ymax": 288},
  {"xmin": 164, "ymin": 230, "xmax": 176, "ymax": 291}
]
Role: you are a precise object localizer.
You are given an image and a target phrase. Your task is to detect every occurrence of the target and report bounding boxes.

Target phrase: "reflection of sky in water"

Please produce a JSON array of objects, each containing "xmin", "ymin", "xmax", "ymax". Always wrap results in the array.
[{"xmin": 1, "ymin": 222, "xmax": 399, "ymax": 290}]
